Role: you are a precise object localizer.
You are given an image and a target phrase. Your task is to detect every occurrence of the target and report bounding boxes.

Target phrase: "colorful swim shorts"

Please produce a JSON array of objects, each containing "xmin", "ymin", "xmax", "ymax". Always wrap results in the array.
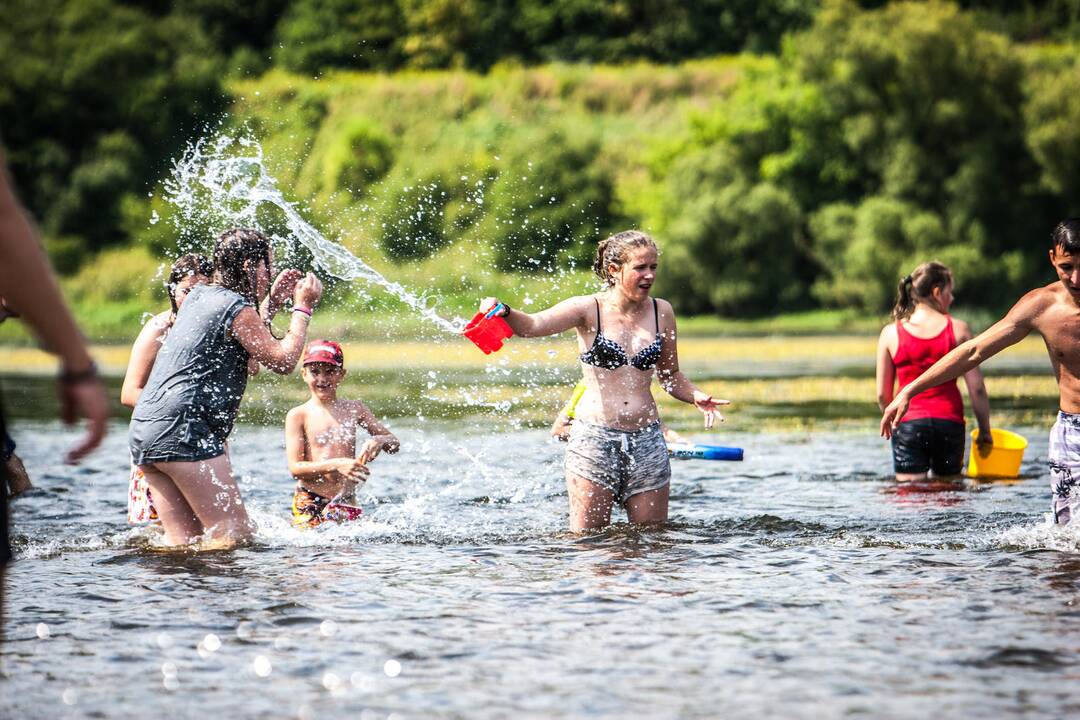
[
  {"xmin": 1049, "ymin": 411, "xmax": 1080, "ymax": 525},
  {"xmin": 564, "ymin": 419, "xmax": 671, "ymax": 505},
  {"xmin": 291, "ymin": 486, "xmax": 363, "ymax": 528},
  {"xmin": 127, "ymin": 461, "xmax": 158, "ymax": 524}
]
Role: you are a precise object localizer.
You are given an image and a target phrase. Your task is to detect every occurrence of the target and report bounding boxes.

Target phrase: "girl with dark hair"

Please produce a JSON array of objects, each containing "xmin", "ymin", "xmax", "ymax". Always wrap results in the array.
[
  {"xmin": 876, "ymin": 261, "xmax": 992, "ymax": 481},
  {"xmin": 128, "ymin": 229, "xmax": 323, "ymax": 546},
  {"xmin": 480, "ymin": 230, "xmax": 726, "ymax": 531}
]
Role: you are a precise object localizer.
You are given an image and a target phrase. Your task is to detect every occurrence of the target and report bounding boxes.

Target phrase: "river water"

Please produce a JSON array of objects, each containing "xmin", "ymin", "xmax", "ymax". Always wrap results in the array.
[{"xmin": 3, "ymin": 419, "xmax": 1079, "ymax": 719}]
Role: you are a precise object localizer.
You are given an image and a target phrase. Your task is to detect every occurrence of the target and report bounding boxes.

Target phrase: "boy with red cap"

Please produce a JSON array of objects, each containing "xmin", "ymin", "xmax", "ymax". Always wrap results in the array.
[{"xmin": 284, "ymin": 340, "xmax": 400, "ymax": 526}]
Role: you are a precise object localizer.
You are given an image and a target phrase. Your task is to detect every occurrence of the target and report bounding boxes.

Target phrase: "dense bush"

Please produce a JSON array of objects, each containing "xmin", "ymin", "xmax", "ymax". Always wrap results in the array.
[{"xmin": 650, "ymin": 0, "xmax": 1060, "ymax": 316}]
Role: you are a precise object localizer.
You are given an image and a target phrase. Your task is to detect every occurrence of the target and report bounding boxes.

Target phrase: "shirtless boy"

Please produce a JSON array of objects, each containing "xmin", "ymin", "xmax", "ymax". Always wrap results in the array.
[
  {"xmin": 881, "ymin": 219, "xmax": 1080, "ymax": 524},
  {"xmin": 284, "ymin": 340, "xmax": 400, "ymax": 526}
]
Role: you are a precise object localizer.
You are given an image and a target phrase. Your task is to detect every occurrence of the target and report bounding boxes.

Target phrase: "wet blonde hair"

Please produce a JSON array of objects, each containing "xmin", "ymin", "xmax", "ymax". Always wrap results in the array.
[{"xmin": 592, "ymin": 230, "xmax": 657, "ymax": 286}]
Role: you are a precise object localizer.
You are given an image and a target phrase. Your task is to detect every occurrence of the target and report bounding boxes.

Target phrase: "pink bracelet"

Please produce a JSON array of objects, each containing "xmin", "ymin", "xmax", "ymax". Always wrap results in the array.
[{"xmin": 292, "ymin": 306, "xmax": 313, "ymax": 318}]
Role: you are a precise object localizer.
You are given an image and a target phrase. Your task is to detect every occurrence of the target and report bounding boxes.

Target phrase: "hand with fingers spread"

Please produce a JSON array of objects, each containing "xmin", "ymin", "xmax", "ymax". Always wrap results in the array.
[{"xmin": 692, "ymin": 390, "xmax": 730, "ymax": 429}]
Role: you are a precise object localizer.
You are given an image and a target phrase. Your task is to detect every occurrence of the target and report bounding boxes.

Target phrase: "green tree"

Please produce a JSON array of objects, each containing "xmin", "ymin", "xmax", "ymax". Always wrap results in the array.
[
  {"xmin": 0, "ymin": 0, "xmax": 224, "ymax": 266},
  {"xmin": 274, "ymin": 0, "xmax": 406, "ymax": 74}
]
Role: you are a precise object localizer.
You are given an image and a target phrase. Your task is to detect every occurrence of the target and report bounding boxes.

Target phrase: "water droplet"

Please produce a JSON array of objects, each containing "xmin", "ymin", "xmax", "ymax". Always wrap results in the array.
[
  {"xmin": 155, "ymin": 632, "xmax": 173, "ymax": 649},
  {"xmin": 62, "ymin": 689, "xmax": 78, "ymax": 705},
  {"xmin": 323, "ymin": 671, "xmax": 342, "ymax": 690},
  {"xmin": 202, "ymin": 633, "xmax": 221, "ymax": 653},
  {"xmin": 162, "ymin": 661, "xmax": 178, "ymax": 677},
  {"xmin": 319, "ymin": 619, "xmax": 337, "ymax": 637},
  {"xmin": 383, "ymin": 659, "xmax": 402, "ymax": 677},
  {"xmin": 253, "ymin": 655, "xmax": 272, "ymax": 677},
  {"xmin": 36, "ymin": 623, "xmax": 50, "ymax": 639},
  {"xmin": 149, "ymin": 210, "xmax": 160, "ymax": 225}
]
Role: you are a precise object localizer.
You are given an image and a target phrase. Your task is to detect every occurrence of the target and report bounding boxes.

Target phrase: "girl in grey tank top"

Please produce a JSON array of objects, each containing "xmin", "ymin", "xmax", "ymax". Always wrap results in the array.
[
  {"xmin": 128, "ymin": 228, "xmax": 323, "ymax": 547},
  {"xmin": 128, "ymin": 284, "xmax": 251, "ymax": 464}
]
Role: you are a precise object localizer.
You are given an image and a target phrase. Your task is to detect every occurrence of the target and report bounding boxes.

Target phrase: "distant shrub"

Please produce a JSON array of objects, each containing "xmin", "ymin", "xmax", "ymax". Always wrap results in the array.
[
  {"xmin": 485, "ymin": 130, "xmax": 617, "ymax": 272},
  {"xmin": 324, "ymin": 119, "xmax": 395, "ymax": 197},
  {"xmin": 275, "ymin": 0, "xmax": 405, "ymax": 74},
  {"xmin": 379, "ymin": 174, "xmax": 455, "ymax": 261},
  {"xmin": 63, "ymin": 245, "xmax": 165, "ymax": 306}
]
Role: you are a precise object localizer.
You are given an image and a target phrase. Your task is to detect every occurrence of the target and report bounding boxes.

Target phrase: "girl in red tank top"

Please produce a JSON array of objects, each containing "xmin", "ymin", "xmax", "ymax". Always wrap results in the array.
[{"xmin": 876, "ymin": 262, "xmax": 992, "ymax": 480}]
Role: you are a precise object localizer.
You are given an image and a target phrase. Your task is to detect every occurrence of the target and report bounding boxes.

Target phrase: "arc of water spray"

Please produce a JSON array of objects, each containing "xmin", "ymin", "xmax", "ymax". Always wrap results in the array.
[{"xmin": 164, "ymin": 134, "xmax": 466, "ymax": 334}]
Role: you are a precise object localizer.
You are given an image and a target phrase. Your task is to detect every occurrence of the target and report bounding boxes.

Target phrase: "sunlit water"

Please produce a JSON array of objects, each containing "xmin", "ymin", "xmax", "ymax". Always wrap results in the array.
[{"xmin": 4, "ymin": 420, "xmax": 1080, "ymax": 719}]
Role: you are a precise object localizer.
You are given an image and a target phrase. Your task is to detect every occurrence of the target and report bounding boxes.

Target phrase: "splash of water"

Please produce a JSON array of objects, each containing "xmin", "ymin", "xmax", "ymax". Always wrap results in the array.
[{"xmin": 162, "ymin": 133, "xmax": 465, "ymax": 334}]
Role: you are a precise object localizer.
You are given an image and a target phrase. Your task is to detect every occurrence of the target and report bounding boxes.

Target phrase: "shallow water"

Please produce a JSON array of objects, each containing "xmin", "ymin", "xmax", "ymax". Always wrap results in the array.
[{"xmin": 4, "ymin": 420, "xmax": 1080, "ymax": 719}]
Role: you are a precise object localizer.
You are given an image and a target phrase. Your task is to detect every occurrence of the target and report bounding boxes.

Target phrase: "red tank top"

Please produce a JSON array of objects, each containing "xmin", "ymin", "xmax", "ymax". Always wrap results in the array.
[{"xmin": 893, "ymin": 317, "xmax": 964, "ymax": 423}]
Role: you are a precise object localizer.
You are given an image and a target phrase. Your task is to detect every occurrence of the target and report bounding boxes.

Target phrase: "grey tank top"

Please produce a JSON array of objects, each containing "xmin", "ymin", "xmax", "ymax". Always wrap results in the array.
[{"xmin": 129, "ymin": 285, "xmax": 251, "ymax": 464}]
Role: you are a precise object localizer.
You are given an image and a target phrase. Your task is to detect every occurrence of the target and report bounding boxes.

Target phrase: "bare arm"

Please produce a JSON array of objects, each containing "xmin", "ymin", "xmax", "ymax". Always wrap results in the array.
[
  {"xmin": 483, "ymin": 296, "xmax": 590, "ymax": 338},
  {"xmin": 955, "ymin": 320, "xmax": 992, "ymax": 445},
  {"xmin": 354, "ymin": 400, "xmax": 400, "ymax": 463},
  {"xmin": 875, "ymin": 325, "xmax": 897, "ymax": 411},
  {"xmin": 654, "ymin": 299, "xmax": 728, "ymax": 428},
  {"xmin": 120, "ymin": 312, "xmax": 170, "ymax": 407},
  {"xmin": 0, "ymin": 153, "xmax": 107, "ymax": 462},
  {"xmin": 881, "ymin": 298, "xmax": 1036, "ymax": 437},
  {"xmin": 231, "ymin": 272, "xmax": 322, "ymax": 374},
  {"xmin": 284, "ymin": 408, "xmax": 368, "ymax": 486}
]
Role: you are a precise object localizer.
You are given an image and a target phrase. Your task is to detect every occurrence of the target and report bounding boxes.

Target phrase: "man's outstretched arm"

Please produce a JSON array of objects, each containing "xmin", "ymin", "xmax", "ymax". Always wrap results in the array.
[{"xmin": 880, "ymin": 295, "xmax": 1039, "ymax": 438}]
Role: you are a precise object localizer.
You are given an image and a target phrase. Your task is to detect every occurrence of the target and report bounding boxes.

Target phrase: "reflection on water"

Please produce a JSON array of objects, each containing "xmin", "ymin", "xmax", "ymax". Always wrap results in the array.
[{"xmin": 3, "ymin": 420, "xmax": 1080, "ymax": 718}]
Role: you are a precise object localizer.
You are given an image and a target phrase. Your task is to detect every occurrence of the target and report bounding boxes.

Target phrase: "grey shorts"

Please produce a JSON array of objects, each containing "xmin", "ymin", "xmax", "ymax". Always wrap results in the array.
[
  {"xmin": 565, "ymin": 419, "xmax": 671, "ymax": 505},
  {"xmin": 1050, "ymin": 411, "xmax": 1080, "ymax": 524}
]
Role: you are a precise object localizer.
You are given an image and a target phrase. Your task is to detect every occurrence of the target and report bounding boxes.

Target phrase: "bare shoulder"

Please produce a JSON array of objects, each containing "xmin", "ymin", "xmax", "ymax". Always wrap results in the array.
[
  {"xmin": 951, "ymin": 317, "xmax": 973, "ymax": 341},
  {"xmin": 148, "ymin": 309, "xmax": 173, "ymax": 329},
  {"xmin": 285, "ymin": 404, "xmax": 308, "ymax": 425},
  {"xmin": 878, "ymin": 322, "xmax": 897, "ymax": 342}
]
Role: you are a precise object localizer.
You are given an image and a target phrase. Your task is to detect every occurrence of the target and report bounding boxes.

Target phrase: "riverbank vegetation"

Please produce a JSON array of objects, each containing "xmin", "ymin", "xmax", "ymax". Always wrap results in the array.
[{"xmin": 1, "ymin": 1, "xmax": 1078, "ymax": 339}]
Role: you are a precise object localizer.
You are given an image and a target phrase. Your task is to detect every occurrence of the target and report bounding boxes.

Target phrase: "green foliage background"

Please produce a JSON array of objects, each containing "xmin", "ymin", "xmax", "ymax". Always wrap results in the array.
[{"xmin": 1, "ymin": 0, "xmax": 1079, "ymax": 336}]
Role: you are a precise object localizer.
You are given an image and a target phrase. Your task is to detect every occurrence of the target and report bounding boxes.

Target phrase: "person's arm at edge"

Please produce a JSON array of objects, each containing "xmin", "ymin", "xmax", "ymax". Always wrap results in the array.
[
  {"xmin": 120, "ymin": 313, "xmax": 169, "ymax": 408},
  {"xmin": 0, "ymin": 155, "xmax": 107, "ymax": 462},
  {"xmin": 880, "ymin": 295, "xmax": 1038, "ymax": 437},
  {"xmin": 653, "ymin": 299, "xmax": 729, "ymax": 428}
]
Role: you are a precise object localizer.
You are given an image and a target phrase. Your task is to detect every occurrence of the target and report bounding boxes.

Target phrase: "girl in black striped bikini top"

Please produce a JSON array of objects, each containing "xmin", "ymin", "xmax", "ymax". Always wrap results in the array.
[{"xmin": 579, "ymin": 298, "xmax": 663, "ymax": 371}]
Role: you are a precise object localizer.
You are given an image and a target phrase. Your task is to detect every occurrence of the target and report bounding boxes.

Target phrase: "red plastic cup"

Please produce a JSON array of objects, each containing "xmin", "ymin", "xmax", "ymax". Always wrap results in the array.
[{"xmin": 463, "ymin": 310, "xmax": 514, "ymax": 354}]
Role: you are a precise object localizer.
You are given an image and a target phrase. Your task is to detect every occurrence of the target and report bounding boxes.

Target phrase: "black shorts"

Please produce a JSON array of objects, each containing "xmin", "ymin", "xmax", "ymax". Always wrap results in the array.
[
  {"xmin": 891, "ymin": 418, "xmax": 966, "ymax": 476},
  {"xmin": 1, "ymin": 398, "xmax": 10, "ymax": 568}
]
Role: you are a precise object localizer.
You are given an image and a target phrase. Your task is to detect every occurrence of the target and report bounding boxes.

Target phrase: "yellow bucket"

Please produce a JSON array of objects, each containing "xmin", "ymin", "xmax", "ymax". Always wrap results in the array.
[{"xmin": 967, "ymin": 428, "xmax": 1028, "ymax": 478}]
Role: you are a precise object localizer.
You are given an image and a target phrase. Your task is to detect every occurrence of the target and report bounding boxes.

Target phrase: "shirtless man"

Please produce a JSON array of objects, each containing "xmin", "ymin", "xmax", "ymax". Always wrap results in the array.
[
  {"xmin": 881, "ymin": 218, "xmax": 1080, "ymax": 524},
  {"xmin": 284, "ymin": 340, "xmax": 400, "ymax": 526}
]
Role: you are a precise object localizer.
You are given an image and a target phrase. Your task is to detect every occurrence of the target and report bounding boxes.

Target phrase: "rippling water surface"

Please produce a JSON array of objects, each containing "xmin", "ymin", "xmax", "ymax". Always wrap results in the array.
[{"xmin": 4, "ymin": 420, "xmax": 1080, "ymax": 719}]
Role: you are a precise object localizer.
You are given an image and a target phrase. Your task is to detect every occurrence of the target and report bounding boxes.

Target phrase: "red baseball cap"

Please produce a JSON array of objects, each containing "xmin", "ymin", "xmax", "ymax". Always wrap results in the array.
[{"xmin": 302, "ymin": 340, "xmax": 344, "ymax": 367}]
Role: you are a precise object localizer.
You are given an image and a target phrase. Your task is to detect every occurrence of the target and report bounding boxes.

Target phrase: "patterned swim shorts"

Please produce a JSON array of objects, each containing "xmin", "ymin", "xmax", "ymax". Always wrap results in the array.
[
  {"xmin": 564, "ymin": 419, "xmax": 671, "ymax": 505},
  {"xmin": 1049, "ymin": 411, "xmax": 1080, "ymax": 525},
  {"xmin": 291, "ymin": 486, "xmax": 363, "ymax": 528}
]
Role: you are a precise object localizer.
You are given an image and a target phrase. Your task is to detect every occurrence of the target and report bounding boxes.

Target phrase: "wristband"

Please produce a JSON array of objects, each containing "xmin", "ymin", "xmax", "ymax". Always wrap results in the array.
[
  {"xmin": 292, "ymin": 306, "xmax": 313, "ymax": 318},
  {"xmin": 60, "ymin": 360, "xmax": 98, "ymax": 385}
]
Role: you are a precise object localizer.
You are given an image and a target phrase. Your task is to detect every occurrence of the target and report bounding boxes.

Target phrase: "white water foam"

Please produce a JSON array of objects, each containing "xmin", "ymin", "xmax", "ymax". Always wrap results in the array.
[{"xmin": 162, "ymin": 133, "xmax": 465, "ymax": 334}]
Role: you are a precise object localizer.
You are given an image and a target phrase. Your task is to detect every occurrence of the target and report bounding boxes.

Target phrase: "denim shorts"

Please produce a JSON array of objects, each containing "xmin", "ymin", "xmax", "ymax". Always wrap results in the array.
[
  {"xmin": 891, "ymin": 418, "xmax": 966, "ymax": 476},
  {"xmin": 564, "ymin": 419, "xmax": 671, "ymax": 505}
]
